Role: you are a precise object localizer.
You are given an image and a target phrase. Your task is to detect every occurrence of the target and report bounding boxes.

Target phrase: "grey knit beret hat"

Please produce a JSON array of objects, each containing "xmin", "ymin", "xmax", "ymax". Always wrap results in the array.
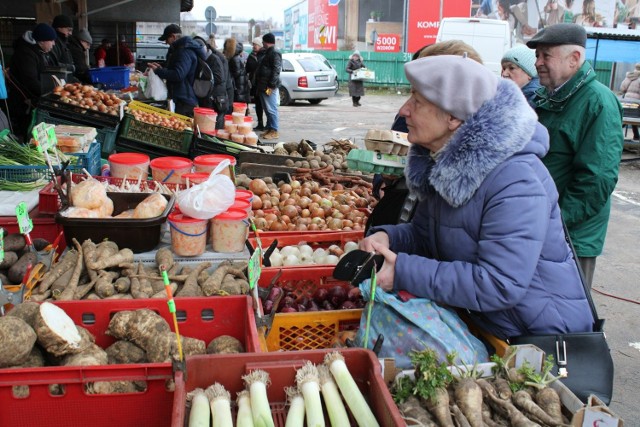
[{"xmin": 404, "ymin": 55, "xmax": 498, "ymax": 121}]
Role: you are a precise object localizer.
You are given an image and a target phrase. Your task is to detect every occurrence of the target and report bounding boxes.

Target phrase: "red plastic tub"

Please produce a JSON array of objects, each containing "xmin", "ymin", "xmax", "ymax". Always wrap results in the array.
[
  {"xmin": 171, "ymin": 349, "xmax": 405, "ymax": 427},
  {"xmin": 108, "ymin": 152, "xmax": 150, "ymax": 179},
  {"xmin": 150, "ymin": 156, "xmax": 193, "ymax": 184},
  {"xmin": 235, "ymin": 189, "xmax": 254, "ymax": 202}
]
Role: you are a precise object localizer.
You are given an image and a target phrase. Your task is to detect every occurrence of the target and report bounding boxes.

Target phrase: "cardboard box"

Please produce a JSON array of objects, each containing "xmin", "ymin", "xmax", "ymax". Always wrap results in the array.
[
  {"xmin": 352, "ymin": 68, "xmax": 376, "ymax": 81},
  {"xmin": 572, "ymin": 395, "xmax": 624, "ymax": 427}
]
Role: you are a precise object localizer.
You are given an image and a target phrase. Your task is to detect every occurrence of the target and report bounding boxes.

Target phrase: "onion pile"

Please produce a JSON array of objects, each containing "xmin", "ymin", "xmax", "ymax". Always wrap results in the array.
[
  {"xmin": 263, "ymin": 282, "xmax": 365, "ymax": 315},
  {"xmin": 249, "ymin": 178, "xmax": 370, "ymax": 232},
  {"xmin": 52, "ymin": 83, "xmax": 121, "ymax": 115},
  {"xmin": 268, "ymin": 242, "xmax": 359, "ymax": 267},
  {"xmin": 129, "ymin": 109, "xmax": 192, "ymax": 131}
]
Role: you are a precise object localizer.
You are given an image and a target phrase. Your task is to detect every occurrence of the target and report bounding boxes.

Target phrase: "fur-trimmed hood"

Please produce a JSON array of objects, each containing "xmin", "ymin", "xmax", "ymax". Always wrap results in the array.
[
  {"xmin": 405, "ymin": 79, "xmax": 543, "ymax": 208},
  {"xmin": 223, "ymin": 38, "xmax": 237, "ymax": 59}
]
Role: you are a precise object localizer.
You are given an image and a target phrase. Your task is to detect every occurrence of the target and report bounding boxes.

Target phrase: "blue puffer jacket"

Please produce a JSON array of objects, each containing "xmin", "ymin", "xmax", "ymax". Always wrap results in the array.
[
  {"xmin": 370, "ymin": 79, "xmax": 594, "ymax": 339},
  {"xmin": 155, "ymin": 36, "xmax": 204, "ymax": 107}
]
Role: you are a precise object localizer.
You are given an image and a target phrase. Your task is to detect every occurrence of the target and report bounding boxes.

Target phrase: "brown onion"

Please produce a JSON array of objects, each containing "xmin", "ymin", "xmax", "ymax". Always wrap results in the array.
[{"xmin": 252, "ymin": 197, "xmax": 263, "ymax": 210}]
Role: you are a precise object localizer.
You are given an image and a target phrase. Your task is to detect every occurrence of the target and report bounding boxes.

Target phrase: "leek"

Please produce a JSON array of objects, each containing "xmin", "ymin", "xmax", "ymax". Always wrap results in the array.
[
  {"xmin": 242, "ymin": 370, "xmax": 275, "ymax": 427},
  {"xmin": 324, "ymin": 351, "xmax": 380, "ymax": 427},
  {"xmin": 205, "ymin": 383, "xmax": 233, "ymax": 427},
  {"xmin": 284, "ymin": 386, "xmax": 305, "ymax": 427},
  {"xmin": 186, "ymin": 388, "xmax": 211, "ymax": 427},
  {"xmin": 318, "ymin": 365, "xmax": 350, "ymax": 427},
  {"xmin": 236, "ymin": 390, "xmax": 255, "ymax": 427},
  {"xmin": 295, "ymin": 362, "xmax": 325, "ymax": 427}
]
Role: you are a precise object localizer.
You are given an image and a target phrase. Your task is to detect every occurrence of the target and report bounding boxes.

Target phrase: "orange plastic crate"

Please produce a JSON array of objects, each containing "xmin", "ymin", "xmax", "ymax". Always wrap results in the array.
[
  {"xmin": 171, "ymin": 349, "xmax": 405, "ymax": 427},
  {"xmin": 259, "ymin": 267, "xmax": 363, "ymax": 351}
]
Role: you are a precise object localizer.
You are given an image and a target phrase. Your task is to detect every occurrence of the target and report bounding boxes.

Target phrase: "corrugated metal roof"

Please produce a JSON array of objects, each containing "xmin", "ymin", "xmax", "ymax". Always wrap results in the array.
[{"xmin": 585, "ymin": 27, "xmax": 640, "ymax": 41}]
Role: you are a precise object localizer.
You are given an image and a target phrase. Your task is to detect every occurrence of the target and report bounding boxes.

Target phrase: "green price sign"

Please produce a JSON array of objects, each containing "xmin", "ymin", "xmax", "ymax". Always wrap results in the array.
[
  {"xmin": 31, "ymin": 123, "xmax": 57, "ymax": 153},
  {"xmin": 16, "ymin": 202, "xmax": 33, "ymax": 235},
  {"xmin": 363, "ymin": 266, "xmax": 378, "ymax": 350},
  {"xmin": 248, "ymin": 246, "xmax": 262, "ymax": 290},
  {"xmin": 249, "ymin": 219, "xmax": 263, "ymax": 253},
  {"xmin": 0, "ymin": 227, "xmax": 4, "ymax": 263}
]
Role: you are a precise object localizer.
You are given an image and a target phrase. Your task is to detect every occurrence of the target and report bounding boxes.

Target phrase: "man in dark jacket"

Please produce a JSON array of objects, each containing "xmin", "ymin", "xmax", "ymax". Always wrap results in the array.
[
  {"xmin": 223, "ymin": 38, "xmax": 250, "ymax": 104},
  {"xmin": 68, "ymin": 29, "xmax": 93, "ymax": 83},
  {"xmin": 193, "ymin": 36, "xmax": 230, "ymax": 129},
  {"xmin": 528, "ymin": 24, "xmax": 624, "ymax": 289},
  {"xmin": 6, "ymin": 23, "xmax": 58, "ymax": 139},
  {"xmin": 49, "ymin": 14, "xmax": 74, "ymax": 71},
  {"xmin": 246, "ymin": 37, "xmax": 266, "ymax": 131},
  {"xmin": 254, "ymin": 33, "xmax": 281, "ymax": 140},
  {"xmin": 149, "ymin": 24, "xmax": 204, "ymax": 117}
]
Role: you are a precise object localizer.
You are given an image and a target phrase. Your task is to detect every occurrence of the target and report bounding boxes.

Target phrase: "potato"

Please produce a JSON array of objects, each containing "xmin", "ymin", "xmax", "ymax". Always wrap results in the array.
[
  {"xmin": 0, "ymin": 316, "xmax": 37, "ymax": 368},
  {"xmin": 8, "ymin": 252, "xmax": 38, "ymax": 284},
  {"xmin": 6, "ymin": 301, "xmax": 40, "ymax": 327},
  {"xmin": 33, "ymin": 238, "xmax": 51, "ymax": 252},
  {"xmin": 0, "ymin": 251, "xmax": 18, "ymax": 269},
  {"xmin": 3, "ymin": 233, "xmax": 26, "ymax": 252},
  {"xmin": 206, "ymin": 335, "xmax": 244, "ymax": 354}
]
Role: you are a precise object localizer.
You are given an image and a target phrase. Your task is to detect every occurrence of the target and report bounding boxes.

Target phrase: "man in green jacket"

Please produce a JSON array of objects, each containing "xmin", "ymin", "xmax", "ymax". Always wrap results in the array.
[{"xmin": 527, "ymin": 24, "xmax": 624, "ymax": 289}]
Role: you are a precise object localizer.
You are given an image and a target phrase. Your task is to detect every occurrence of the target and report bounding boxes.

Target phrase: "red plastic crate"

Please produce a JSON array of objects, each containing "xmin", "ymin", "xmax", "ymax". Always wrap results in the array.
[
  {"xmin": 259, "ymin": 267, "xmax": 363, "ymax": 351},
  {"xmin": 249, "ymin": 229, "xmax": 363, "ymax": 251},
  {"xmin": 0, "ymin": 207, "xmax": 64, "ymax": 248},
  {"xmin": 171, "ymin": 348, "xmax": 405, "ymax": 427}
]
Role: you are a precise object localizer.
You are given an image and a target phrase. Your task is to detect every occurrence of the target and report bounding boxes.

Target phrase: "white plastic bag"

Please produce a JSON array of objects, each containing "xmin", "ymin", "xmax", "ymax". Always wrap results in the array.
[
  {"xmin": 176, "ymin": 160, "xmax": 235, "ymax": 219},
  {"xmin": 144, "ymin": 68, "xmax": 167, "ymax": 101}
]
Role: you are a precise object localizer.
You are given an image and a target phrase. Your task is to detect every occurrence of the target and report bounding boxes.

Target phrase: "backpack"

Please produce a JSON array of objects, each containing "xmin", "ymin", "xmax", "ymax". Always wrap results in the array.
[{"xmin": 193, "ymin": 57, "xmax": 215, "ymax": 99}]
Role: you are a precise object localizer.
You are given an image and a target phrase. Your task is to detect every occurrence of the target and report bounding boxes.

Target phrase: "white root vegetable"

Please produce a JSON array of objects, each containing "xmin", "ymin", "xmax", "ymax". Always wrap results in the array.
[
  {"xmin": 242, "ymin": 370, "xmax": 275, "ymax": 427},
  {"xmin": 324, "ymin": 351, "xmax": 380, "ymax": 427},
  {"xmin": 204, "ymin": 383, "xmax": 233, "ymax": 427},
  {"xmin": 295, "ymin": 362, "xmax": 325, "ymax": 427},
  {"xmin": 236, "ymin": 390, "xmax": 254, "ymax": 427},
  {"xmin": 284, "ymin": 386, "xmax": 305, "ymax": 427},
  {"xmin": 187, "ymin": 388, "xmax": 211, "ymax": 427},
  {"xmin": 318, "ymin": 365, "xmax": 350, "ymax": 427},
  {"xmin": 34, "ymin": 302, "xmax": 85, "ymax": 356}
]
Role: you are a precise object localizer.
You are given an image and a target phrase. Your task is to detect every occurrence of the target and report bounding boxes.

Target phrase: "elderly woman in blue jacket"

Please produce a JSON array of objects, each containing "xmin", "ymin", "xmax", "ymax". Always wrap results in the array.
[{"xmin": 360, "ymin": 55, "xmax": 594, "ymax": 340}]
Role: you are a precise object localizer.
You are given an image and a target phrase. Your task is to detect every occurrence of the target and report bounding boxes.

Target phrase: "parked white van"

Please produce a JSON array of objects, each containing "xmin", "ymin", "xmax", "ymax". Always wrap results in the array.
[{"xmin": 436, "ymin": 18, "xmax": 513, "ymax": 75}]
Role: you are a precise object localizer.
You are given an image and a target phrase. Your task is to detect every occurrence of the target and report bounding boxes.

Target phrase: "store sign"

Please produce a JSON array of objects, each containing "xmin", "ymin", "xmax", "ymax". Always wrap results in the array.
[
  {"xmin": 374, "ymin": 33, "xmax": 401, "ymax": 52},
  {"xmin": 406, "ymin": 0, "xmax": 472, "ymax": 53},
  {"xmin": 308, "ymin": 0, "xmax": 338, "ymax": 50}
]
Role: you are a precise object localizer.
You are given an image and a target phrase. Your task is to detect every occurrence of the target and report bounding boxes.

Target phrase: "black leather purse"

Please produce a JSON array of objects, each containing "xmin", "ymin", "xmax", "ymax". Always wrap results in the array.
[{"xmin": 510, "ymin": 222, "xmax": 614, "ymax": 404}]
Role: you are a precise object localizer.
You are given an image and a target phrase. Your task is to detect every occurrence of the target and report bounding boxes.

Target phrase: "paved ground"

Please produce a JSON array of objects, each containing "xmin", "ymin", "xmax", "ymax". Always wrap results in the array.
[{"xmin": 267, "ymin": 90, "xmax": 640, "ymax": 422}]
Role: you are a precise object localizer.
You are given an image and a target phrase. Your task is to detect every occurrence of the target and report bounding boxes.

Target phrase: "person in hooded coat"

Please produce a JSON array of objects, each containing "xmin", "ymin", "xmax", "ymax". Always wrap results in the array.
[
  {"xmin": 49, "ymin": 14, "xmax": 74, "ymax": 71},
  {"xmin": 193, "ymin": 36, "xmax": 231, "ymax": 129},
  {"xmin": 360, "ymin": 55, "xmax": 593, "ymax": 341},
  {"xmin": 223, "ymin": 38, "xmax": 250, "ymax": 105},
  {"xmin": 346, "ymin": 50, "xmax": 365, "ymax": 106},
  {"xmin": 149, "ymin": 24, "xmax": 205, "ymax": 117},
  {"xmin": 5, "ymin": 23, "xmax": 58, "ymax": 139},
  {"xmin": 68, "ymin": 29, "xmax": 93, "ymax": 84}
]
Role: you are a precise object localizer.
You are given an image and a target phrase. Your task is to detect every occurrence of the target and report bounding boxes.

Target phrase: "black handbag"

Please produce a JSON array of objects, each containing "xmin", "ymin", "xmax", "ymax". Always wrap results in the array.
[{"xmin": 510, "ymin": 221, "xmax": 614, "ymax": 405}]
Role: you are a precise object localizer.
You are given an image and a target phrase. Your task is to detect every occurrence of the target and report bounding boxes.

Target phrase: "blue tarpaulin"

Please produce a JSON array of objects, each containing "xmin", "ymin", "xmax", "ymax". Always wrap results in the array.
[{"xmin": 586, "ymin": 38, "xmax": 640, "ymax": 63}]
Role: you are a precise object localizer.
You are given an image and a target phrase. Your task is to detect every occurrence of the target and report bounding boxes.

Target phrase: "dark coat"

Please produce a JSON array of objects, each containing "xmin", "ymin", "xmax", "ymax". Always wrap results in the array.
[
  {"xmin": 154, "ymin": 36, "xmax": 204, "ymax": 108},
  {"xmin": 245, "ymin": 48, "xmax": 265, "ymax": 97},
  {"xmin": 224, "ymin": 39, "xmax": 250, "ymax": 103},
  {"xmin": 68, "ymin": 35, "xmax": 91, "ymax": 83},
  {"xmin": 371, "ymin": 80, "xmax": 593, "ymax": 339},
  {"xmin": 50, "ymin": 32, "xmax": 73, "ymax": 69},
  {"xmin": 254, "ymin": 46, "xmax": 281, "ymax": 93},
  {"xmin": 346, "ymin": 56, "xmax": 365, "ymax": 97},
  {"xmin": 8, "ymin": 32, "xmax": 56, "ymax": 102},
  {"xmin": 199, "ymin": 49, "xmax": 230, "ymax": 114}
]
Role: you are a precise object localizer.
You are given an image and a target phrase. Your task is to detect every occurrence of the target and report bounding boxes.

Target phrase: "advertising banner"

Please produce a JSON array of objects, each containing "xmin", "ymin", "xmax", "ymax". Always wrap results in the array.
[
  {"xmin": 284, "ymin": 1, "xmax": 309, "ymax": 50},
  {"xmin": 375, "ymin": 33, "xmax": 401, "ymax": 52},
  {"xmin": 406, "ymin": 0, "xmax": 472, "ymax": 53},
  {"xmin": 308, "ymin": 0, "xmax": 339, "ymax": 50}
]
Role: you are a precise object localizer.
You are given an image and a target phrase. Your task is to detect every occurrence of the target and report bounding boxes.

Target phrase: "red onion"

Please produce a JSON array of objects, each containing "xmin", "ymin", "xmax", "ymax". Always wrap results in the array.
[{"xmin": 328, "ymin": 285, "xmax": 347, "ymax": 307}]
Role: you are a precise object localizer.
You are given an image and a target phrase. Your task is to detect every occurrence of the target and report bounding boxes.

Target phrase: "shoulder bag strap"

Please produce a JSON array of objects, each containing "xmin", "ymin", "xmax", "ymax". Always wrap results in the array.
[{"xmin": 561, "ymin": 218, "xmax": 604, "ymax": 332}]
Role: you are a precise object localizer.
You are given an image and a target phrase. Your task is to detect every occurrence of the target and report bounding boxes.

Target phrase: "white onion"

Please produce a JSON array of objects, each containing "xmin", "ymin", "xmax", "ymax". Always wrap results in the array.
[
  {"xmin": 325, "ymin": 255, "xmax": 340, "ymax": 265},
  {"xmin": 280, "ymin": 246, "xmax": 301, "ymax": 258},
  {"xmin": 344, "ymin": 241, "xmax": 359, "ymax": 254},
  {"xmin": 283, "ymin": 254, "xmax": 301, "ymax": 266},
  {"xmin": 299, "ymin": 254, "xmax": 314, "ymax": 265},
  {"xmin": 298, "ymin": 244, "xmax": 314, "ymax": 257},
  {"xmin": 313, "ymin": 248, "xmax": 327, "ymax": 263},
  {"xmin": 270, "ymin": 252, "xmax": 284, "ymax": 267}
]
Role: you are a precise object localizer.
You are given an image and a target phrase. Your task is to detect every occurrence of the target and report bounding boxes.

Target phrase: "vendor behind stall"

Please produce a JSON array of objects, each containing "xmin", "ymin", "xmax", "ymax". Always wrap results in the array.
[
  {"xmin": 360, "ymin": 55, "xmax": 594, "ymax": 341},
  {"xmin": 4, "ymin": 23, "xmax": 58, "ymax": 140},
  {"xmin": 68, "ymin": 29, "xmax": 93, "ymax": 84}
]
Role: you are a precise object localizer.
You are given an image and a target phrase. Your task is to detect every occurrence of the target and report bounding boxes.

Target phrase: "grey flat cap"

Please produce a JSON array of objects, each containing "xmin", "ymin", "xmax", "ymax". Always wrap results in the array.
[{"xmin": 526, "ymin": 23, "xmax": 587, "ymax": 48}]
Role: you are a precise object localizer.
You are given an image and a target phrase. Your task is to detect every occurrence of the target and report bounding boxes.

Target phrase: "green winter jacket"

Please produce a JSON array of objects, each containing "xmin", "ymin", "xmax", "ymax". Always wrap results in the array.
[{"xmin": 534, "ymin": 62, "xmax": 623, "ymax": 257}]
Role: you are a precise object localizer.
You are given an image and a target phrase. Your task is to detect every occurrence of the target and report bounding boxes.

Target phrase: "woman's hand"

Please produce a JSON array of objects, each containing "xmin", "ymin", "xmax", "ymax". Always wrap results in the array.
[
  {"xmin": 371, "ymin": 242, "xmax": 397, "ymax": 292},
  {"xmin": 359, "ymin": 231, "xmax": 389, "ymax": 252}
]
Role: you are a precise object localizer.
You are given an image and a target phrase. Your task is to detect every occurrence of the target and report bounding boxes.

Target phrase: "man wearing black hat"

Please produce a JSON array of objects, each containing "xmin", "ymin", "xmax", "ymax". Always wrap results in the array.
[
  {"xmin": 528, "ymin": 23, "xmax": 624, "ymax": 289},
  {"xmin": 4, "ymin": 23, "xmax": 58, "ymax": 138},
  {"xmin": 69, "ymin": 29, "xmax": 93, "ymax": 83},
  {"xmin": 50, "ymin": 14, "xmax": 75, "ymax": 71},
  {"xmin": 149, "ymin": 24, "xmax": 205, "ymax": 117},
  {"xmin": 253, "ymin": 32, "xmax": 281, "ymax": 140}
]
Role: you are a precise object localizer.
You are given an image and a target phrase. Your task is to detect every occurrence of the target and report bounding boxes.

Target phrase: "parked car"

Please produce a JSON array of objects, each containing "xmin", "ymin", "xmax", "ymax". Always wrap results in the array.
[{"xmin": 279, "ymin": 53, "xmax": 338, "ymax": 105}]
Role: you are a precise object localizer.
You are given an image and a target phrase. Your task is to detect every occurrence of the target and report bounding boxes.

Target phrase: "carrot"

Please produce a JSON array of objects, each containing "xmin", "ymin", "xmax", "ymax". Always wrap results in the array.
[
  {"xmin": 57, "ymin": 239, "xmax": 84, "ymax": 301},
  {"xmin": 535, "ymin": 387, "xmax": 564, "ymax": 425},
  {"xmin": 476, "ymin": 379, "xmax": 540, "ymax": 427},
  {"xmin": 513, "ymin": 390, "xmax": 566, "ymax": 426}
]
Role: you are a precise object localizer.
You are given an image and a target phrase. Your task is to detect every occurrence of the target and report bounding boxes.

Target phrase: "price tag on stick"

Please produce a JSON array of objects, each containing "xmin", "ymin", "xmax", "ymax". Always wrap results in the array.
[
  {"xmin": 363, "ymin": 266, "xmax": 378, "ymax": 350},
  {"xmin": 0, "ymin": 227, "xmax": 4, "ymax": 264},
  {"xmin": 16, "ymin": 202, "xmax": 34, "ymax": 235},
  {"xmin": 248, "ymin": 246, "xmax": 263, "ymax": 318}
]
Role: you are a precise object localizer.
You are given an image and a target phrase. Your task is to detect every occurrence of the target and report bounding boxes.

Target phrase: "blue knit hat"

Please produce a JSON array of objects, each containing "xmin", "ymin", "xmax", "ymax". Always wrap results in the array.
[
  {"xmin": 502, "ymin": 45, "xmax": 538, "ymax": 78},
  {"xmin": 32, "ymin": 23, "xmax": 57, "ymax": 42}
]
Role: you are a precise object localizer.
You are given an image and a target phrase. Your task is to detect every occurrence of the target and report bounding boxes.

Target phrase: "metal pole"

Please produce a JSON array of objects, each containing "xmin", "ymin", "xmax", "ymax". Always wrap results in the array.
[
  {"xmin": 403, "ymin": 0, "xmax": 409, "ymax": 52},
  {"xmin": 440, "ymin": 0, "xmax": 443, "ymax": 22}
]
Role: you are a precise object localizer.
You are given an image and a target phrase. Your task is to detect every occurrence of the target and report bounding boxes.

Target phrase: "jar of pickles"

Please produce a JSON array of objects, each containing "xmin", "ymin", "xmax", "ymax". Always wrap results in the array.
[{"xmin": 210, "ymin": 208, "xmax": 249, "ymax": 253}]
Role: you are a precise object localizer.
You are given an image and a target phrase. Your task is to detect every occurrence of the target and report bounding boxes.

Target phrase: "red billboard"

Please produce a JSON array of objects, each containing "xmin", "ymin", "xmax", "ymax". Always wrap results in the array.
[
  {"xmin": 308, "ymin": 0, "xmax": 339, "ymax": 50},
  {"xmin": 406, "ymin": 0, "xmax": 472, "ymax": 53},
  {"xmin": 375, "ymin": 33, "xmax": 401, "ymax": 52}
]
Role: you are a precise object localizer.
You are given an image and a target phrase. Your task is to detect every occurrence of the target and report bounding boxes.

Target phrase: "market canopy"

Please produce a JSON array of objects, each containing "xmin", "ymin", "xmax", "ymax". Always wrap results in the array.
[{"xmin": 585, "ymin": 27, "xmax": 640, "ymax": 64}]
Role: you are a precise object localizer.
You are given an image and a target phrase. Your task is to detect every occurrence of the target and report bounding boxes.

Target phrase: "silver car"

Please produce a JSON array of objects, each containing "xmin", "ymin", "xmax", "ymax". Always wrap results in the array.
[{"xmin": 279, "ymin": 53, "xmax": 338, "ymax": 105}]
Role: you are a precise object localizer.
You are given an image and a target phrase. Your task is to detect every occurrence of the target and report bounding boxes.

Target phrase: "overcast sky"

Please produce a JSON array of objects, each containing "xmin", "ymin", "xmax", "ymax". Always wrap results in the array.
[{"xmin": 190, "ymin": 0, "xmax": 302, "ymax": 23}]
